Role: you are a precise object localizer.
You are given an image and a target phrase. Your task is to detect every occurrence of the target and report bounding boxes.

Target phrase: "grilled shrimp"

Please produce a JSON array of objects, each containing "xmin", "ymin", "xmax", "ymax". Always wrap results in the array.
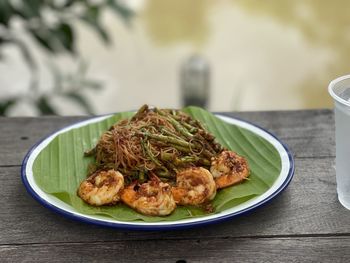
[
  {"xmin": 171, "ymin": 167, "xmax": 216, "ymax": 205},
  {"xmin": 210, "ymin": 150, "xmax": 249, "ymax": 189},
  {"xmin": 121, "ymin": 176, "xmax": 176, "ymax": 216},
  {"xmin": 77, "ymin": 170, "xmax": 124, "ymax": 206}
]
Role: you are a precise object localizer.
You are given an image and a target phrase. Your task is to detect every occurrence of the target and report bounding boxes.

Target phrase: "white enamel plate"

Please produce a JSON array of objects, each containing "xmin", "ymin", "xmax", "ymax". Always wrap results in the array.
[{"xmin": 22, "ymin": 114, "xmax": 294, "ymax": 230}]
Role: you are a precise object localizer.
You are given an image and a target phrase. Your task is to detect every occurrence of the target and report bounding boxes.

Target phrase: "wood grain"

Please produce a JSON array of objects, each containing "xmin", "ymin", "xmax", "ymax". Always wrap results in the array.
[
  {"xmin": 0, "ymin": 110, "xmax": 345, "ymax": 262},
  {"xmin": 224, "ymin": 109, "xmax": 335, "ymax": 158},
  {"xmin": 1, "ymin": 237, "xmax": 349, "ymax": 263},
  {"xmin": 0, "ymin": 116, "xmax": 88, "ymax": 166}
]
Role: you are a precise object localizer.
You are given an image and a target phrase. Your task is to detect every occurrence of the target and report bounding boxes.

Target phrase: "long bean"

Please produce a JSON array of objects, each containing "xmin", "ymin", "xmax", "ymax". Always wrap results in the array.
[
  {"xmin": 193, "ymin": 134, "xmax": 216, "ymax": 154},
  {"xmin": 153, "ymin": 141, "xmax": 192, "ymax": 154},
  {"xmin": 156, "ymin": 167, "xmax": 173, "ymax": 178},
  {"xmin": 182, "ymin": 122, "xmax": 198, "ymax": 133},
  {"xmin": 138, "ymin": 170, "xmax": 146, "ymax": 182},
  {"xmin": 140, "ymin": 139, "xmax": 162, "ymax": 167},
  {"xmin": 141, "ymin": 131, "xmax": 214, "ymax": 159},
  {"xmin": 131, "ymin": 104, "xmax": 148, "ymax": 121},
  {"xmin": 140, "ymin": 132, "xmax": 190, "ymax": 148},
  {"xmin": 161, "ymin": 128, "xmax": 185, "ymax": 141},
  {"xmin": 155, "ymin": 108, "xmax": 193, "ymax": 139}
]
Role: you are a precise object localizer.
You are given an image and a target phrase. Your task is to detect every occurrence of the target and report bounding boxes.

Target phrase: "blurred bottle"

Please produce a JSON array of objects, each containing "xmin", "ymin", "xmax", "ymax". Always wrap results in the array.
[{"xmin": 180, "ymin": 55, "xmax": 210, "ymax": 108}]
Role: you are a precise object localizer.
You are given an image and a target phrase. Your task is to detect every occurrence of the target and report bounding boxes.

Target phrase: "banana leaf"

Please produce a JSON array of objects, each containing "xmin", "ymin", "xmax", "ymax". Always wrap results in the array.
[{"xmin": 32, "ymin": 107, "xmax": 281, "ymax": 222}]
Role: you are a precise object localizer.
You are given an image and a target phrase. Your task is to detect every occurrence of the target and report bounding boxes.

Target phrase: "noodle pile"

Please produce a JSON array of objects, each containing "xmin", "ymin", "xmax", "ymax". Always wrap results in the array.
[{"xmin": 86, "ymin": 105, "xmax": 225, "ymax": 184}]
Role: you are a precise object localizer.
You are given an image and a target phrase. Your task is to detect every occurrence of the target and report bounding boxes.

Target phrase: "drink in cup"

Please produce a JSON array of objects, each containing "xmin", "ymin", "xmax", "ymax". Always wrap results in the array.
[{"xmin": 328, "ymin": 75, "xmax": 350, "ymax": 209}]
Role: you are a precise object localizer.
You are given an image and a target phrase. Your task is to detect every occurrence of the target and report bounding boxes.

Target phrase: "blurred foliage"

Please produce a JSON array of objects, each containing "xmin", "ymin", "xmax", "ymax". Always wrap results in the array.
[{"xmin": 0, "ymin": 0, "xmax": 133, "ymax": 115}]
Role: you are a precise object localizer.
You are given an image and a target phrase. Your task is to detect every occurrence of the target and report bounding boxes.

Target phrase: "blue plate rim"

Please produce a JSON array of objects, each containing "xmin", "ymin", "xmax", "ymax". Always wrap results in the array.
[{"xmin": 21, "ymin": 113, "xmax": 295, "ymax": 231}]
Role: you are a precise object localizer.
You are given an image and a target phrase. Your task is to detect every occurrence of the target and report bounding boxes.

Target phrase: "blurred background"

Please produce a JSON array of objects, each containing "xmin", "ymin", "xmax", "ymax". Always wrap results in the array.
[{"xmin": 0, "ymin": 0, "xmax": 348, "ymax": 116}]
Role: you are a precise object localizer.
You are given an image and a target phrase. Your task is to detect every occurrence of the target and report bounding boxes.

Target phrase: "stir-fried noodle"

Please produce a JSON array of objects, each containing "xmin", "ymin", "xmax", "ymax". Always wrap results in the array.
[{"xmin": 85, "ymin": 105, "xmax": 225, "ymax": 184}]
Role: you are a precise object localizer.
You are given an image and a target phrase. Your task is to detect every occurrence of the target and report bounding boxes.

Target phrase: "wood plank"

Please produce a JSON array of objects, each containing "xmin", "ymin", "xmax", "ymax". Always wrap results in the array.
[
  {"xmin": 0, "ymin": 236, "xmax": 349, "ymax": 263},
  {"xmin": 1, "ymin": 156, "xmax": 348, "ymax": 245},
  {"xmin": 225, "ymin": 109, "xmax": 335, "ymax": 158},
  {"xmin": 0, "ymin": 109, "xmax": 335, "ymax": 166},
  {"xmin": 0, "ymin": 116, "xmax": 88, "ymax": 166}
]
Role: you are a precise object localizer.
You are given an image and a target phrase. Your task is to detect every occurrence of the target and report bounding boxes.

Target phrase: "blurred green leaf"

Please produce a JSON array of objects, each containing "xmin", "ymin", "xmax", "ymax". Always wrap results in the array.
[
  {"xmin": 0, "ymin": 0, "xmax": 134, "ymax": 116},
  {"xmin": 0, "ymin": 98, "xmax": 16, "ymax": 116},
  {"xmin": 53, "ymin": 23, "xmax": 75, "ymax": 53},
  {"xmin": 47, "ymin": 0, "xmax": 75, "ymax": 9},
  {"xmin": 63, "ymin": 91, "xmax": 94, "ymax": 115},
  {"xmin": 29, "ymin": 27, "xmax": 58, "ymax": 53},
  {"xmin": 107, "ymin": 0, "xmax": 134, "ymax": 23},
  {"xmin": 0, "ymin": 36, "xmax": 6, "ymax": 45},
  {"xmin": 80, "ymin": 6, "xmax": 110, "ymax": 44},
  {"xmin": 0, "ymin": 0, "xmax": 13, "ymax": 26},
  {"xmin": 63, "ymin": 0, "xmax": 76, "ymax": 8},
  {"xmin": 13, "ymin": 0, "xmax": 42, "ymax": 20},
  {"xmin": 29, "ymin": 23, "xmax": 76, "ymax": 54},
  {"xmin": 106, "ymin": 0, "xmax": 135, "ymax": 22},
  {"xmin": 37, "ymin": 96, "xmax": 57, "ymax": 115},
  {"xmin": 0, "ymin": 37, "xmax": 10, "ymax": 60}
]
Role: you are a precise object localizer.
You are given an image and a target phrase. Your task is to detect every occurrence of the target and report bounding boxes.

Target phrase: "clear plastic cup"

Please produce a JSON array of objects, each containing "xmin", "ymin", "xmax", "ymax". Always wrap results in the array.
[{"xmin": 328, "ymin": 75, "xmax": 350, "ymax": 209}]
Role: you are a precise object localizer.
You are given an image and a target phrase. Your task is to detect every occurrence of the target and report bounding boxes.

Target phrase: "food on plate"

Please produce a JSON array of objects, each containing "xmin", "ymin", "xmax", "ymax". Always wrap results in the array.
[
  {"xmin": 77, "ymin": 170, "xmax": 124, "ymax": 206},
  {"xmin": 171, "ymin": 167, "xmax": 216, "ymax": 205},
  {"xmin": 121, "ymin": 175, "xmax": 176, "ymax": 216},
  {"xmin": 78, "ymin": 104, "xmax": 250, "ymax": 216},
  {"xmin": 210, "ymin": 151, "xmax": 250, "ymax": 189}
]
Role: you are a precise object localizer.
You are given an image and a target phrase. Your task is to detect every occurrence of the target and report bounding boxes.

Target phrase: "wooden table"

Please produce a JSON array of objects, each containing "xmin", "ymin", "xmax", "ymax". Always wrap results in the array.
[{"xmin": 1, "ymin": 109, "xmax": 349, "ymax": 262}]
